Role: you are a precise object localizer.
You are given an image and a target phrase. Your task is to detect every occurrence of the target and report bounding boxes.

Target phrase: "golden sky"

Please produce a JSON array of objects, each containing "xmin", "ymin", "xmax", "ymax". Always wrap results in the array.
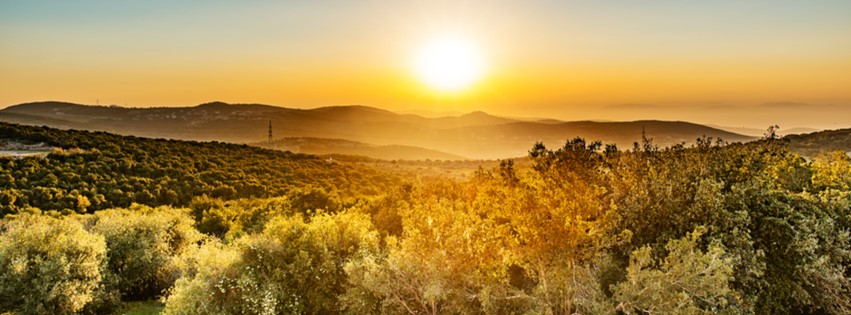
[{"xmin": 1, "ymin": 1, "xmax": 850, "ymax": 128}]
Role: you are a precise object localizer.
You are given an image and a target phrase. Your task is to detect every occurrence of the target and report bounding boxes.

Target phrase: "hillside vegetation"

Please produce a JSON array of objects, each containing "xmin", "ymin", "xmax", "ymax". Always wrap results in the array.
[
  {"xmin": 0, "ymin": 122, "xmax": 399, "ymax": 216},
  {"xmin": 786, "ymin": 128, "xmax": 851, "ymax": 158},
  {"xmin": 0, "ymin": 124, "xmax": 849, "ymax": 314}
]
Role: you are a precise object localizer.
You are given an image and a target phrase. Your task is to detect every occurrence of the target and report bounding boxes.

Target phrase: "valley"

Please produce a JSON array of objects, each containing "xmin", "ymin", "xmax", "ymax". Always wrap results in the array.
[{"xmin": 2, "ymin": 101, "xmax": 758, "ymax": 160}]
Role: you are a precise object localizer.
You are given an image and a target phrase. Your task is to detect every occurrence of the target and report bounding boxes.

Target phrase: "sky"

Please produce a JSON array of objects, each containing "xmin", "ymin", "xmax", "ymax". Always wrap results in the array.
[{"xmin": 1, "ymin": 0, "xmax": 850, "ymax": 129}]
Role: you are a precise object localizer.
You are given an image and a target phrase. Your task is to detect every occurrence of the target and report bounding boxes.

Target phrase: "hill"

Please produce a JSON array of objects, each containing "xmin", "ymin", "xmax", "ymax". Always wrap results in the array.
[
  {"xmin": 710, "ymin": 124, "xmax": 822, "ymax": 137},
  {"xmin": 428, "ymin": 120, "xmax": 755, "ymax": 158},
  {"xmin": 1, "ymin": 101, "xmax": 756, "ymax": 159},
  {"xmin": 255, "ymin": 137, "xmax": 466, "ymax": 161},
  {"xmin": 784, "ymin": 128, "xmax": 851, "ymax": 158},
  {"xmin": 0, "ymin": 122, "xmax": 400, "ymax": 215}
]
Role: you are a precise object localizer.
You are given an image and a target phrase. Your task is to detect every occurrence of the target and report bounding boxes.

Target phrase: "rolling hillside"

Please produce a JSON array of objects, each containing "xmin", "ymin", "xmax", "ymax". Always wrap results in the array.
[
  {"xmin": 0, "ymin": 121, "xmax": 401, "ymax": 214},
  {"xmin": 1, "ymin": 101, "xmax": 756, "ymax": 159},
  {"xmin": 785, "ymin": 128, "xmax": 851, "ymax": 158}
]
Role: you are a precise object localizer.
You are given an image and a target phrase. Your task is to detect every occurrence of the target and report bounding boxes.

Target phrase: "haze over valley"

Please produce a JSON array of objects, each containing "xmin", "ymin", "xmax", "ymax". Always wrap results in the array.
[{"xmin": 2, "ymin": 101, "xmax": 763, "ymax": 160}]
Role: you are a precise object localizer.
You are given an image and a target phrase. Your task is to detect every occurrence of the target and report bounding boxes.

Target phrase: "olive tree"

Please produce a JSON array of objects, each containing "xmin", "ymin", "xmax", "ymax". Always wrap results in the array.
[{"xmin": 0, "ymin": 214, "xmax": 106, "ymax": 315}]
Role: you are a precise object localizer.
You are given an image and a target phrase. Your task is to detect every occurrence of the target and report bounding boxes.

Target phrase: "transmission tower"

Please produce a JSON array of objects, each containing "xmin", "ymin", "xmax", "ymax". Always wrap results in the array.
[{"xmin": 268, "ymin": 120, "xmax": 273, "ymax": 146}]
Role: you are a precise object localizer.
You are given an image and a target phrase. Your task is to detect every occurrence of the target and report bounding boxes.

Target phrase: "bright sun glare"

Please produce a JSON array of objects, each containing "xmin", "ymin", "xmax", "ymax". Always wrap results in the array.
[{"xmin": 414, "ymin": 36, "xmax": 485, "ymax": 92}]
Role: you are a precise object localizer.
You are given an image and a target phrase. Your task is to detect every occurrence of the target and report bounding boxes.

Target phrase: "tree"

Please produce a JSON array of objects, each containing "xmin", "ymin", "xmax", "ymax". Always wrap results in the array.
[
  {"xmin": 343, "ymin": 197, "xmax": 525, "ymax": 315},
  {"xmin": 613, "ymin": 227, "xmax": 739, "ymax": 315},
  {"xmin": 811, "ymin": 150, "xmax": 851, "ymax": 191},
  {"xmin": 86, "ymin": 205, "xmax": 203, "ymax": 301},
  {"xmin": 0, "ymin": 214, "xmax": 107, "ymax": 314},
  {"xmin": 163, "ymin": 211, "xmax": 379, "ymax": 315}
]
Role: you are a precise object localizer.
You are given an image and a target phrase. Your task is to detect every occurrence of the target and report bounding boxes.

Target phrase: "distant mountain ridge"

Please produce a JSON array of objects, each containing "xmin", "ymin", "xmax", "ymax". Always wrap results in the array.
[
  {"xmin": 708, "ymin": 124, "xmax": 821, "ymax": 137},
  {"xmin": 1, "ymin": 101, "xmax": 757, "ymax": 159}
]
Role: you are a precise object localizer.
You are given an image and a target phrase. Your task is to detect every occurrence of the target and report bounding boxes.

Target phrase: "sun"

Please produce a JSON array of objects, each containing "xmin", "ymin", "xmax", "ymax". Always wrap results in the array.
[{"xmin": 413, "ymin": 36, "xmax": 485, "ymax": 92}]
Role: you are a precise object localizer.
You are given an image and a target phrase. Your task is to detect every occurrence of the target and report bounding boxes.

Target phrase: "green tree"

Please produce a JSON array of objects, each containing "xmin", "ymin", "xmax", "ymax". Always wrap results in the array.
[
  {"xmin": 86, "ymin": 205, "xmax": 203, "ymax": 301},
  {"xmin": 811, "ymin": 150, "xmax": 851, "ymax": 191},
  {"xmin": 613, "ymin": 227, "xmax": 738, "ymax": 315},
  {"xmin": 0, "ymin": 214, "xmax": 107, "ymax": 314},
  {"xmin": 163, "ymin": 211, "xmax": 379, "ymax": 315},
  {"xmin": 343, "ymin": 197, "xmax": 524, "ymax": 315}
]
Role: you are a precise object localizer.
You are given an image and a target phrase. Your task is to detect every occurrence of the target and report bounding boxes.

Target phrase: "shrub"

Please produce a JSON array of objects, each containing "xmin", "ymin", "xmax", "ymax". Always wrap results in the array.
[
  {"xmin": 189, "ymin": 196, "xmax": 294, "ymax": 239},
  {"xmin": 86, "ymin": 205, "xmax": 203, "ymax": 301},
  {"xmin": 0, "ymin": 214, "xmax": 106, "ymax": 315},
  {"xmin": 163, "ymin": 211, "xmax": 379, "ymax": 315}
]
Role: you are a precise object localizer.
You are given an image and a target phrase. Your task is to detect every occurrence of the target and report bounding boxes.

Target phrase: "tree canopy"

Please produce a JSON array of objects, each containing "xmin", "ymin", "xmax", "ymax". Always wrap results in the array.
[{"xmin": 1, "ymin": 124, "xmax": 849, "ymax": 314}]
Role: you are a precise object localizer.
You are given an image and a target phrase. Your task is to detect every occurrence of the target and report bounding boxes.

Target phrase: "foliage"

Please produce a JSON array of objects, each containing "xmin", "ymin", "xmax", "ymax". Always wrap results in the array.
[
  {"xmin": 163, "ymin": 211, "xmax": 379, "ymax": 315},
  {"xmin": 343, "ymin": 135, "xmax": 851, "ymax": 314},
  {"xmin": 785, "ymin": 128, "xmax": 851, "ymax": 158},
  {"xmin": 188, "ymin": 196, "xmax": 294, "ymax": 239},
  {"xmin": 343, "ymin": 196, "xmax": 524, "ymax": 314},
  {"xmin": 85, "ymin": 205, "xmax": 203, "ymax": 301},
  {"xmin": 155, "ymin": 238, "xmax": 235, "ymax": 315},
  {"xmin": 1, "ymin": 123, "xmax": 849, "ymax": 314},
  {"xmin": 0, "ymin": 214, "xmax": 106, "ymax": 315},
  {"xmin": 120, "ymin": 301, "xmax": 165, "ymax": 315},
  {"xmin": 0, "ymin": 122, "xmax": 399, "ymax": 216},
  {"xmin": 613, "ymin": 227, "xmax": 738, "ymax": 314},
  {"xmin": 811, "ymin": 150, "xmax": 851, "ymax": 191}
]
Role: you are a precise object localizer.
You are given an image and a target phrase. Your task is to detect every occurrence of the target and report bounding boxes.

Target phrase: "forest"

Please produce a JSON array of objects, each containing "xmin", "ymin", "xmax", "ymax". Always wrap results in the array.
[
  {"xmin": 1, "ymin": 122, "xmax": 850, "ymax": 314},
  {"xmin": 0, "ymin": 123, "xmax": 400, "ymax": 216}
]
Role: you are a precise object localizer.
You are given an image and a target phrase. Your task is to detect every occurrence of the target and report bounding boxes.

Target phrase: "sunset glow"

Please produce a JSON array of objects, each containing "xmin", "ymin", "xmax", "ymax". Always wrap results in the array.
[
  {"xmin": 0, "ymin": 1, "xmax": 850, "ymax": 128},
  {"xmin": 413, "ymin": 36, "xmax": 485, "ymax": 92}
]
